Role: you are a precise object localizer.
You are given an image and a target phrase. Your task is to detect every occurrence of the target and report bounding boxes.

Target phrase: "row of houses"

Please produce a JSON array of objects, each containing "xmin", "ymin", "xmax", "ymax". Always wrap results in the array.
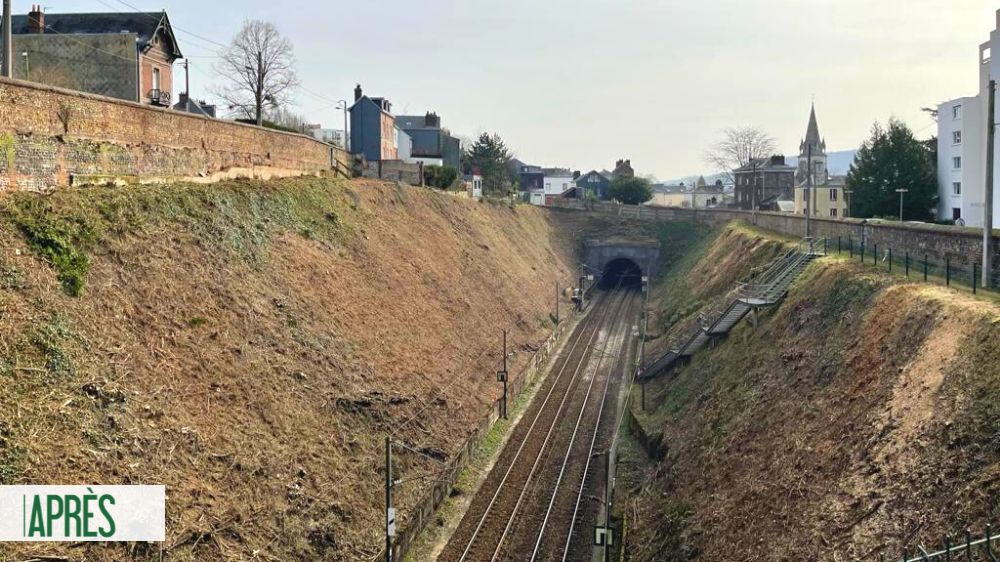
[
  {"xmin": 348, "ymin": 85, "xmax": 461, "ymax": 171},
  {"xmin": 516, "ymin": 159, "xmax": 635, "ymax": 206}
]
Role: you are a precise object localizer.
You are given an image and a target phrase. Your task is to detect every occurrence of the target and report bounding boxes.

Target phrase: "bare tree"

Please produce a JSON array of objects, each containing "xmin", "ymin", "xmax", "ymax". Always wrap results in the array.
[
  {"xmin": 215, "ymin": 20, "xmax": 299, "ymax": 126},
  {"xmin": 704, "ymin": 126, "xmax": 776, "ymax": 183}
]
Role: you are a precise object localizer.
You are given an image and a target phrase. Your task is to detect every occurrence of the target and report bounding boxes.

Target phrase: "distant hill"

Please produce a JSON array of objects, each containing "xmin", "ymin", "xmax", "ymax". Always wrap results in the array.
[
  {"xmin": 666, "ymin": 149, "xmax": 858, "ymax": 186},
  {"xmin": 787, "ymin": 149, "xmax": 858, "ymax": 176}
]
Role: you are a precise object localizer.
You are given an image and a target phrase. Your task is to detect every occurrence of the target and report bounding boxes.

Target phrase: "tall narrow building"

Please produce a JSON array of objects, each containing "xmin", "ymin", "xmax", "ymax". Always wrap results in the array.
[{"xmin": 796, "ymin": 104, "xmax": 828, "ymax": 186}]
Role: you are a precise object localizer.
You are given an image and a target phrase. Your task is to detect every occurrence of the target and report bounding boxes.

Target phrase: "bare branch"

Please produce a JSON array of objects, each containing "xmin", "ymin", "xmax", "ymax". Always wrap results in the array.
[
  {"xmin": 703, "ymin": 126, "xmax": 777, "ymax": 183},
  {"xmin": 213, "ymin": 19, "xmax": 300, "ymax": 125}
]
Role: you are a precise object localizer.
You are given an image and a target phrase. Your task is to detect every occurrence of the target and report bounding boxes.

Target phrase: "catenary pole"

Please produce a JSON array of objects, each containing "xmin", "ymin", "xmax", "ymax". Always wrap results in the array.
[
  {"xmin": 805, "ymin": 143, "xmax": 812, "ymax": 238},
  {"xmin": 984, "ymin": 80, "xmax": 996, "ymax": 288},
  {"xmin": 501, "ymin": 329, "xmax": 508, "ymax": 419},
  {"xmin": 385, "ymin": 436, "xmax": 393, "ymax": 562}
]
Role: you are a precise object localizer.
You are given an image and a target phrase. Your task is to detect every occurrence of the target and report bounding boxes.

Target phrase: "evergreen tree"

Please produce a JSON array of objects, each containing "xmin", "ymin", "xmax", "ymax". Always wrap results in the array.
[
  {"xmin": 846, "ymin": 119, "xmax": 938, "ymax": 220},
  {"xmin": 464, "ymin": 133, "xmax": 513, "ymax": 195},
  {"xmin": 609, "ymin": 176, "xmax": 653, "ymax": 205}
]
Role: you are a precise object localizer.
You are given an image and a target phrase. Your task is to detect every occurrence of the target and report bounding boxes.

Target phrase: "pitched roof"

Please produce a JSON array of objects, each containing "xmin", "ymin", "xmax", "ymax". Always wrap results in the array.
[
  {"xmin": 10, "ymin": 11, "xmax": 182, "ymax": 58},
  {"xmin": 734, "ymin": 156, "xmax": 796, "ymax": 173}
]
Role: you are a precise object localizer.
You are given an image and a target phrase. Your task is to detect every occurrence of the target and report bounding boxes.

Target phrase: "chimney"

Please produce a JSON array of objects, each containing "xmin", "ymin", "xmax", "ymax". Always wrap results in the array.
[
  {"xmin": 354, "ymin": 84, "xmax": 362, "ymax": 102},
  {"xmin": 28, "ymin": 5, "xmax": 45, "ymax": 34}
]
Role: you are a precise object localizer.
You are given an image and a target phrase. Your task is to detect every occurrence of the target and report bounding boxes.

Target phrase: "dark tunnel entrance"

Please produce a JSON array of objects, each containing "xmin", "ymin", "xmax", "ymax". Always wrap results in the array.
[{"xmin": 599, "ymin": 258, "xmax": 644, "ymax": 290}]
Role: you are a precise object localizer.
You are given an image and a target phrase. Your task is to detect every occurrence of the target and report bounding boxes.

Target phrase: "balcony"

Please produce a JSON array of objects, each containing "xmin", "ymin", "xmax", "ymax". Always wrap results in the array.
[{"xmin": 147, "ymin": 89, "xmax": 171, "ymax": 107}]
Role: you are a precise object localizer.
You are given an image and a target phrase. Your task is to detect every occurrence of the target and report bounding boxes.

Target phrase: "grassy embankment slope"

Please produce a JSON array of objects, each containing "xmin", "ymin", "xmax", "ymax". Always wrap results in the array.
[
  {"xmin": 626, "ymin": 223, "xmax": 1000, "ymax": 561},
  {"xmin": 0, "ymin": 176, "xmax": 585, "ymax": 561}
]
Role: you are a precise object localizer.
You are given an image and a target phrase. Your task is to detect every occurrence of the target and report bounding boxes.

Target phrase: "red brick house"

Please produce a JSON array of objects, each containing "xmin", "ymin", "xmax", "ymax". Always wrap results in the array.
[{"xmin": 8, "ymin": 6, "xmax": 183, "ymax": 105}]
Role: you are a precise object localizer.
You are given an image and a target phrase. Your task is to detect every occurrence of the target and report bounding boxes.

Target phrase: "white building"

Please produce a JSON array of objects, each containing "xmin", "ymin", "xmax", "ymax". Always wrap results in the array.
[
  {"xmin": 936, "ymin": 12, "xmax": 1000, "ymax": 226},
  {"xmin": 938, "ymin": 96, "xmax": 983, "ymax": 224},
  {"xmin": 306, "ymin": 126, "xmax": 346, "ymax": 148},
  {"xmin": 543, "ymin": 173, "xmax": 576, "ymax": 199}
]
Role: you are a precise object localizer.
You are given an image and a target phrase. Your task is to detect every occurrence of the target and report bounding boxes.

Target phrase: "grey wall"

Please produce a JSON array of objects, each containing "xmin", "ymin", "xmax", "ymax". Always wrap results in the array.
[{"xmin": 12, "ymin": 33, "xmax": 138, "ymax": 101}]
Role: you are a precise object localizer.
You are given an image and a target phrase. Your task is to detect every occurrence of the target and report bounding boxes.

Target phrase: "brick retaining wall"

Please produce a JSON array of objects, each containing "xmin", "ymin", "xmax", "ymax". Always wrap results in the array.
[{"xmin": 0, "ymin": 76, "xmax": 347, "ymax": 191}]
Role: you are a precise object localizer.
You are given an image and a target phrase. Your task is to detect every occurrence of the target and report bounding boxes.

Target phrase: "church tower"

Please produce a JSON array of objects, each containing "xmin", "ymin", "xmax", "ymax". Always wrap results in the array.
[{"xmin": 797, "ymin": 104, "xmax": 828, "ymax": 185}]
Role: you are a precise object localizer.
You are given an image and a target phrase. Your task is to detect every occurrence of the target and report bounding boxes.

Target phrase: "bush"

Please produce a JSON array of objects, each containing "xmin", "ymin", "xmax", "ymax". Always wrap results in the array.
[
  {"xmin": 610, "ymin": 176, "xmax": 653, "ymax": 205},
  {"xmin": 424, "ymin": 165, "xmax": 459, "ymax": 189}
]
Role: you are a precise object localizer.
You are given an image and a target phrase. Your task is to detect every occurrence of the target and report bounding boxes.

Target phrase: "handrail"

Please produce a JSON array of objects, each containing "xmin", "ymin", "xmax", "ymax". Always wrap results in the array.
[{"xmin": 643, "ymin": 237, "xmax": 825, "ymax": 379}]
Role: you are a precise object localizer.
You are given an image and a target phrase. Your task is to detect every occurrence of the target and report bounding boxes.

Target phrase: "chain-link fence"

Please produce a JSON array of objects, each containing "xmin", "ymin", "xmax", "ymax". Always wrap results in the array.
[{"xmin": 824, "ymin": 236, "xmax": 999, "ymax": 295}]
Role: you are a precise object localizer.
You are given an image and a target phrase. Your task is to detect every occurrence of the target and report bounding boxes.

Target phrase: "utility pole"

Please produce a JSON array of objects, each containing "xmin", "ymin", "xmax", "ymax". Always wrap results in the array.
[
  {"xmin": 384, "ymin": 436, "xmax": 394, "ymax": 562},
  {"xmin": 984, "ymin": 79, "xmax": 996, "ymax": 288},
  {"xmin": 183, "ymin": 59, "xmax": 190, "ymax": 99},
  {"xmin": 342, "ymin": 101, "xmax": 349, "ymax": 152},
  {"xmin": 604, "ymin": 450, "xmax": 611, "ymax": 561},
  {"xmin": 499, "ymin": 329, "xmax": 508, "ymax": 419},
  {"xmin": 2, "ymin": 0, "xmax": 12, "ymax": 78},
  {"xmin": 805, "ymin": 143, "xmax": 812, "ymax": 238},
  {"xmin": 255, "ymin": 52, "xmax": 264, "ymax": 126},
  {"xmin": 896, "ymin": 188, "xmax": 909, "ymax": 222},
  {"xmin": 555, "ymin": 281, "xmax": 560, "ymax": 325}
]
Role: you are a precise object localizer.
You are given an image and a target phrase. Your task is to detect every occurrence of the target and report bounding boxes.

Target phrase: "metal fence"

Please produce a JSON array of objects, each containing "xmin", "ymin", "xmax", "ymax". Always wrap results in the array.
[
  {"xmin": 824, "ymin": 236, "xmax": 1000, "ymax": 295},
  {"xmin": 870, "ymin": 525, "xmax": 1000, "ymax": 562}
]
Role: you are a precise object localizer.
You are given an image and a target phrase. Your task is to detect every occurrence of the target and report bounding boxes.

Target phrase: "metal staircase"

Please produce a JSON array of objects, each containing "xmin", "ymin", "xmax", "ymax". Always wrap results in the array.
[{"xmin": 641, "ymin": 238, "xmax": 824, "ymax": 381}]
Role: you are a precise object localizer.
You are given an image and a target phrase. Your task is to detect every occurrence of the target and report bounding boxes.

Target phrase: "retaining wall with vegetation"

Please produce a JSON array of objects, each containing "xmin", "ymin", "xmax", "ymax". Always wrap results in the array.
[
  {"xmin": 0, "ymin": 76, "xmax": 349, "ymax": 192},
  {"xmin": 550, "ymin": 199, "xmax": 1000, "ymax": 277}
]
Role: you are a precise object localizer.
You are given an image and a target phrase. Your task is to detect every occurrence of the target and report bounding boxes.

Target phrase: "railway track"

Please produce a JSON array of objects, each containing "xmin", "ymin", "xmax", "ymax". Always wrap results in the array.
[{"xmin": 438, "ymin": 284, "xmax": 640, "ymax": 562}]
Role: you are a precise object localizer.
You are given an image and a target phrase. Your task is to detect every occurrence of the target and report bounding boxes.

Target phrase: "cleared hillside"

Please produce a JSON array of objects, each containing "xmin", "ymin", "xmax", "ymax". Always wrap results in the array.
[
  {"xmin": 0, "ymin": 177, "xmax": 586, "ymax": 561},
  {"xmin": 626, "ymin": 225, "xmax": 1000, "ymax": 561}
]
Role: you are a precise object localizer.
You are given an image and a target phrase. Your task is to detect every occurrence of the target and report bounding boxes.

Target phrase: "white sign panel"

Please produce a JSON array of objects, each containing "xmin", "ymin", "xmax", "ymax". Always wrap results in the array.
[
  {"xmin": 0, "ymin": 486, "xmax": 165, "ymax": 542},
  {"xmin": 387, "ymin": 507, "xmax": 396, "ymax": 537}
]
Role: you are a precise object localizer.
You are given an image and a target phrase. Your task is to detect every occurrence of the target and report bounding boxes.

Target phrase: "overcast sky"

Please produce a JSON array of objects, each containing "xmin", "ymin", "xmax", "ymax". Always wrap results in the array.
[{"xmin": 33, "ymin": 0, "xmax": 1000, "ymax": 178}]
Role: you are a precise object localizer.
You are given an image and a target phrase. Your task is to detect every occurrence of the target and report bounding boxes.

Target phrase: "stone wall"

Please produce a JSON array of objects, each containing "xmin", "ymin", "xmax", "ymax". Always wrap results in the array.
[
  {"xmin": 551, "ymin": 199, "xmax": 1000, "ymax": 275},
  {"xmin": 0, "ymin": 76, "xmax": 346, "ymax": 192},
  {"xmin": 361, "ymin": 159, "xmax": 424, "ymax": 186}
]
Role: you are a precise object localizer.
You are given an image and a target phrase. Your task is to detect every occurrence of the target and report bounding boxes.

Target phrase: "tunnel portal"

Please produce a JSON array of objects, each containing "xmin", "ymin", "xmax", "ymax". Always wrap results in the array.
[{"xmin": 583, "ymin": 237, "xmax": 660, "ymax": 289}]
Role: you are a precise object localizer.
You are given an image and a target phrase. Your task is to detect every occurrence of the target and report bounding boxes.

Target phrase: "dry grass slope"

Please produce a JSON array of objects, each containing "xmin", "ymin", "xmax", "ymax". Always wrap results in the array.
[
  {"xmin": 627, "ymin": 227, "xmax": 1000, "ymax": 562},
  {"xmin": 0, "ymin": 177, "xmax": 587, "ymax": 561}
]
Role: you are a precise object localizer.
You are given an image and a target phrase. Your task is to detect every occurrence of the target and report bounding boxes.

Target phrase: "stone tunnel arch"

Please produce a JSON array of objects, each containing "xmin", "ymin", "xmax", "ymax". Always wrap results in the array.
[
  {"xmin": 583, "ymin": 238, "xmax": 660, "ymax": 289},
  {"xmin": 599, "ymin": 257, "xmax": 644, "ymax": 289}
]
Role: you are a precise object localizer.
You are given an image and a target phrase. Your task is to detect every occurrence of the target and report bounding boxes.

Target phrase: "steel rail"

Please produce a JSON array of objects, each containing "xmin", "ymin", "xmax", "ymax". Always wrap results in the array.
[
  {"xmin": 453, "ymin": 282, "xmax": 629, "ymax": 562},
  {"xmin": 484, "ymin": 287, "xmax": 631, "ymax": 562},
  {"xmin": 526, "ymin": 290, "xmax": 638, "ymax": 562}
]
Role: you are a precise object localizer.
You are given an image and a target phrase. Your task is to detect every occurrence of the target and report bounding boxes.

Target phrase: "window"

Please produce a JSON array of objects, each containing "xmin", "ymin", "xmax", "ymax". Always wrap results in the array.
[
  {"xmin": 953, "ymin": 156, "xmax": 962, "ymax": 169},
  {"xmin": 152, "ymin": 67, "xmax": 161, "ymax": 91},
  {"xmin": 953, "ymin": 207, "xmax": 962, "ymax": 220},
  {"xmin": 953, "ymin": 182, "xmax": 962, "ymax": 195},
  {"xmin": 830, "ymin": 208, "xmax": 838, "ymax": 217},
  {"xmin": 953, "ymin": 105, "xmax": 962, "ymax": 119},
  {"xmin": 953, "ymin": 130, "xmax": 962, "ymax": 144},
  {"xmin": 545, "ymin": 182, "xmax": 551, "ymax": 188},
  {"xmin": 829, "ymin": 188, "xmax": 838, "ymax": 201}
]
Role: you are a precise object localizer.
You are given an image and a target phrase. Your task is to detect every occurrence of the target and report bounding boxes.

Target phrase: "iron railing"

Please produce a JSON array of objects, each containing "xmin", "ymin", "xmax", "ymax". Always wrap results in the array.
[
  {"xmin": 148, "ymin": 89, "xmax": 171, "ymax": 106},
  {"xmin": 869, "ymin": 525, "xmax": 1000, "ymax": 562}
]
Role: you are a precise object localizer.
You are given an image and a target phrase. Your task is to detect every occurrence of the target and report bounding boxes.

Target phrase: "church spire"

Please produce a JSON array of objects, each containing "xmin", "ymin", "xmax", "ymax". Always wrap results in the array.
[
  {"xmin": 799, "ymin": 103, "xmax": 826, "ymax": 157},
  {"xmin": 805, "ymin": 103, "xmax": 821, "ymax": 147}
]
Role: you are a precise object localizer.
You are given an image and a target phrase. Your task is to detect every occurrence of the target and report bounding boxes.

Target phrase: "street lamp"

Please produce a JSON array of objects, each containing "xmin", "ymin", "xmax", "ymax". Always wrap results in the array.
[
  {"xmin": 895, "ymin": 188, "xmax": 909, "ymax": 221},
  {"xmin": 335, "ymin": 100, "xmax": 349, "ymax": 151}
]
